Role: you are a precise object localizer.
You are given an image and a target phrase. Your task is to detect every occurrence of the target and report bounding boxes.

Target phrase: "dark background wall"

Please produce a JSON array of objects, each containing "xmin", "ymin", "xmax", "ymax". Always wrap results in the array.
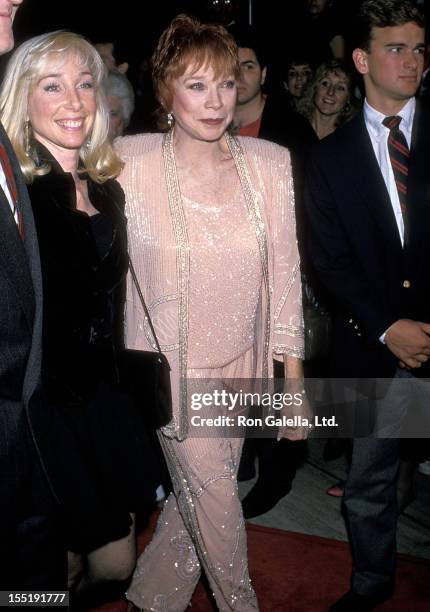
[
  {"xmin": 10, "ymin": 1, "xmax": 324, "ymax": 60},
  {"xmin": 13, "ymin": 0, "xmax": 198, "ymax": 60},
  {"xmin": 9, "ymin": 1, "xmax": 430, "ymax": 66},
  {"xmin": 8, "ymin": 1, "xmax": 351, "ymax": 76},
  {"xmin": 12, "ymin": 0, "xmax": 258, "ymax": 59},
  {"xmin": 9, "ymin": 1, "xmax": 252, "ymax": 83}
]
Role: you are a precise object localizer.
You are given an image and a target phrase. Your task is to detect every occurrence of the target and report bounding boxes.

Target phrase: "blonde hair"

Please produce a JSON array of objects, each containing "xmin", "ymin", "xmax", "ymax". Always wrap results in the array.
[
  {"xmin": 152, "ymin": 14, "xmax": 240, "ymax": 130},
  {"xmin": 0, "ymin": 30, "xmax": 123, "ymax": 183},
  {"xmin": 297, "ymin": 60, "xmax": 356, "ymax": 128}
]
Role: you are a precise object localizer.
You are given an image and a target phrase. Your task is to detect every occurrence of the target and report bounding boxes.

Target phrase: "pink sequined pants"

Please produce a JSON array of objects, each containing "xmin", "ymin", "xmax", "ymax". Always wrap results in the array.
[{"xmin": 126, "ymin": 433, "xmax": 259, "ymax": 611}]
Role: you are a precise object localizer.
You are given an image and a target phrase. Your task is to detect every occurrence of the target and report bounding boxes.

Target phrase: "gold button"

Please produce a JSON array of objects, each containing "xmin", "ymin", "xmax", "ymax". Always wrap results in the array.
[{"xmin": 403, "ymin": 280, "xmax": 411, "ymax": 288}]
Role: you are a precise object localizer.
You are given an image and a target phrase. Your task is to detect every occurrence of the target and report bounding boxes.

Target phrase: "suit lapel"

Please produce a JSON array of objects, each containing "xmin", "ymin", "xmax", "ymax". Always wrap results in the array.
[
  {"xmin": 0, "ymin": 186, "xmax": 34, "ymax": 328},
  {"xmin": 347, "ymin": 114, "xmax": 403, "ymax": 255},
  {"xmin": 409, "ymin": 102, "xmax": 429, "ymax": 209},
  {"xmin": 0, "ymin": 123, "xmax": 44, "ymax": 402}
]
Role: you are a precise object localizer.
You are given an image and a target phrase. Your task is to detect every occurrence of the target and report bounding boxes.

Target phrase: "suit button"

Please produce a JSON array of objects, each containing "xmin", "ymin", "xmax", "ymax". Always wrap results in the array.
[{"xmin": 403, "ymin": 280, "xmax": 411, "ymax": 288}]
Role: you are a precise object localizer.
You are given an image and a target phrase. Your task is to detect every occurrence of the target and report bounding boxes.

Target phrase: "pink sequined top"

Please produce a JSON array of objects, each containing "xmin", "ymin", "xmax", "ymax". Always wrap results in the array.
[{"xmin": 183, "ymin": 192, "xmax": 261, "ymax": 369}]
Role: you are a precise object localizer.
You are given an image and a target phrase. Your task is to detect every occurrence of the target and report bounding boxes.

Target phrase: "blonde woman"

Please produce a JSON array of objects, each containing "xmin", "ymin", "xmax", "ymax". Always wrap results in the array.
[
  {"xmin": 298, "ymin": 60, "xmax": 356, "ymax": 140},
  {"xmin": 0, "ymin": 31, "xmax": 156, "ymax": 601}
]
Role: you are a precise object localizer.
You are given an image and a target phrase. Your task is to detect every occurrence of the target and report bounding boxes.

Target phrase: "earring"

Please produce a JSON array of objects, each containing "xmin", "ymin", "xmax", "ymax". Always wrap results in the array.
[
  {"xmin": 24, "ymin": 120, "xmax": 31, "ymax": 156},
  {"xmin": 167, "ymin": 112, "xmax": 174, "ymax": 128}
]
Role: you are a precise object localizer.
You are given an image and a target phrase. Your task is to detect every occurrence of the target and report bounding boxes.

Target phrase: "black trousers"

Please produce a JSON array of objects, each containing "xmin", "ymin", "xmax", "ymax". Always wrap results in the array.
[{"xmin": 0, "ymin": 405, "xmax": 67, "ymax": 590}]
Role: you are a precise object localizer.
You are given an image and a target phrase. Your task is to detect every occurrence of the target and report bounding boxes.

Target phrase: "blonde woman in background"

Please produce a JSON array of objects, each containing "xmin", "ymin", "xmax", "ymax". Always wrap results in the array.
[{"xmin": 297, "ymin": 59, "xmax": 356, "ymax": 140}]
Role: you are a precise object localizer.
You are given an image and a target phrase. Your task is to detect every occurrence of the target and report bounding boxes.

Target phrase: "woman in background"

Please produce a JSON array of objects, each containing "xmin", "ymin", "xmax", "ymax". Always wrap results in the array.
[
  {"xmin": 0, "ymin": 31, "xmax": 156, "ymax": 602},
  {"xmin": 103, "ymin": 69, "xmax": 135, "ymax": 140},
  {"xmin": 283, "ymin": 57, "xmax": 313, "ymax": 111},
  {"xmin": 297, "ymin": 59, "xmax": 356, "ymax": 140},
  {"xmin": 118, "ymin": 15, "xmax": 306, "ymax": 612},
  {"xmin": 298, "ymin": 59, "xmax": 358, "ymax": 499}
]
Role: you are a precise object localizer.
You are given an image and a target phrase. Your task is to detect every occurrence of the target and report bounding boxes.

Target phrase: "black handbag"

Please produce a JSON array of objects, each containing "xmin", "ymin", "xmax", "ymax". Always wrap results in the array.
[
  {"xmin": 302, "ymin": 275, "xmax": 332, "ymax": 362},
  {"xmin": 117, "ymin": 257, "xmax": 172, "ymax": 429}
]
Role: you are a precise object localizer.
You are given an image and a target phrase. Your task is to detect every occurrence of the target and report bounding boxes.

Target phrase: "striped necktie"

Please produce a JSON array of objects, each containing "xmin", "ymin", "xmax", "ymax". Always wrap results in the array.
[
  {"xmin": 382, "ymin": 115, "xmax": 410, "ymax": 223},
  {"xmin": 0, "ymin": 143, "xmax": 24, "ymax": 239}
]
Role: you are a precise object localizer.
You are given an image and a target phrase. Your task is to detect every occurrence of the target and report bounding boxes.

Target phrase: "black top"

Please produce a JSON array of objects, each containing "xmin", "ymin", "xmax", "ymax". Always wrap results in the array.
[
  {"xmin": 27, "ymin": 144, "xmax": 128, "ymax": 406},
  {"xmin": 259, "ymin": 91, "xmax": 317, "ymax": 269}
]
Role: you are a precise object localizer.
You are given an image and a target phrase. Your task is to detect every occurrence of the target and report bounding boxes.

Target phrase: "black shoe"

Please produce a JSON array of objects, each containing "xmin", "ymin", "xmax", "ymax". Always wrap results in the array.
[
  {"xmin": 329, "ymin": 590, "xmax": 391, "ymax": 612},
  {"xmin": 241, "ymin": 479, "xmax": 292, "ymax": 519}
]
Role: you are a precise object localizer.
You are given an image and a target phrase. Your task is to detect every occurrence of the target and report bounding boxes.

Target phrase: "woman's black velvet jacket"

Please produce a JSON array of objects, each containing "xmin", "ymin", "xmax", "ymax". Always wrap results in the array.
[{"xmin": 27, "ymin": 145, "xmax": 128, "ymax": 407}]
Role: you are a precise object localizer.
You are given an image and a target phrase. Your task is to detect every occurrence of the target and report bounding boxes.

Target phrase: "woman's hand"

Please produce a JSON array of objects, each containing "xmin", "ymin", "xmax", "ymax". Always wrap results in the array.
[
  {"xmin": 276, "ymin": 355, "xmax": 313, "ymax": 441},
  {"xmin": 276, "ymin": 387, "xmax": 313, "ymax": 441}
]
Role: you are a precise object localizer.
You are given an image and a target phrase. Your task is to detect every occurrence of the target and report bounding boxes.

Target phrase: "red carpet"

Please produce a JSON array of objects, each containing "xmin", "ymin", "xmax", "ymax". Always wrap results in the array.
[{"xmin": 93, "ymin": 512, "xmax": 430, "ymax": 611}]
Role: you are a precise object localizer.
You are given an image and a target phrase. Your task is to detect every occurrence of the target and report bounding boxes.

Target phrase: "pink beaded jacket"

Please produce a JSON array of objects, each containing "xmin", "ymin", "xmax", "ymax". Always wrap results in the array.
[{"xmin": 117, "ymin": 132, "xmax": 304, "ymax": 440}]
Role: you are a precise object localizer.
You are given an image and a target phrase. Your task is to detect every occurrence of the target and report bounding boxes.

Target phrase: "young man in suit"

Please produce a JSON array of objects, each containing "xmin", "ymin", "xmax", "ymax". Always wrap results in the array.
[
  {"xmin": 0, "ymin": 0, "xmax": 66, "ymax": 588},
  {"xmin": 305, "ymin": 1, "xmax": 430, "ymax": 610}
]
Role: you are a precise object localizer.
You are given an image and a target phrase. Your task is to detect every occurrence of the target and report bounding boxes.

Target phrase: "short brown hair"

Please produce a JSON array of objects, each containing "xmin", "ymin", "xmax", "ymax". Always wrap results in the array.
[
  {"xmin": 151, "ymin": 14, "xmax": 240, "ymax": 125},
  {"xmin": 352, "ymin": 0, "xmax": 425, "ymax": 52}
]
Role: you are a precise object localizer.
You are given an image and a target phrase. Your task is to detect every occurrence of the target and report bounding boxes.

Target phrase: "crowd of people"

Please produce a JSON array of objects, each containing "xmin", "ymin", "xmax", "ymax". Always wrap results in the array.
[{"xmin": 1, "ymin": 1, "xmax": 429, "ymax": 611}]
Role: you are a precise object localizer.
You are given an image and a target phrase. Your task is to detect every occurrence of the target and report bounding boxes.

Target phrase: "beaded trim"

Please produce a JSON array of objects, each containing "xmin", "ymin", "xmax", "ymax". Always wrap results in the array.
[
  {"xmin": 162, "ymin": 131, "xmax": 190, "ymax": 440},
  {"xmin": 273, "ymin": 260, "xmax": 300, "ymax": 322},
  {"xmin": 142, "ymin": 293, "xmax": 180, "ymax": 352},
  {"xmin": 273, "ymin": 344, "xmax": 305, "ymax": 359},
  {"xmin": 274, "ymin": 323, "xmax": 305, "ymax": 338}
]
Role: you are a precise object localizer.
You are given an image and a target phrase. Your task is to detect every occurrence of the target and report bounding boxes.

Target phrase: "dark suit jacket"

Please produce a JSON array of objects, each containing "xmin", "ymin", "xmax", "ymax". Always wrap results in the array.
[
  {"xmin": 259, "ymin": 92, "xmax": 317, "ymax": 269},
  {"xmin": 259, "ymin": 91, "xmax": 317, "ymax": 155},
  {"xmin": 0, "ymin": 123, "xmax": 58, "ymax": 516},
  {"xmin": 305, "ymin": 102, "xmax": 430, "ymax": 378}
]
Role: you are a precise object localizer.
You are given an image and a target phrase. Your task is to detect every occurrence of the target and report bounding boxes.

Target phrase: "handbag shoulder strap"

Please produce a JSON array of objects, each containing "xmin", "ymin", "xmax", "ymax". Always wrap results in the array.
[
  {"xmin": 127, "ymin": 256, "xmax": 163, "ymax": 355},
  {"xmin": 111, "ymin": 198, "xmax": 163, "ymax": 355}
]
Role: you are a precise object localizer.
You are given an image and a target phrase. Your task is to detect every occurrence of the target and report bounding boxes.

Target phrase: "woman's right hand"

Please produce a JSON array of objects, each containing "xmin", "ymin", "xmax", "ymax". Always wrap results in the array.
[{"xmin": 276, "ymin": 381, "xmax": 313, "ymax": 442}]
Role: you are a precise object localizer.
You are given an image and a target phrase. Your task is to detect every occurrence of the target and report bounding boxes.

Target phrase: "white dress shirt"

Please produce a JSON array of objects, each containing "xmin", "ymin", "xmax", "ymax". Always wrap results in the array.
[
  {"xmin": 363, "ymin": 96, "xmax": 415, "ymax": 247},
  {"xmin": 364, "ymin": 97, "xmax": 415, "ymax": 343},
  {"xmin": 0, "ymin": 163, "xmax": 17, "ymax": 224}
]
